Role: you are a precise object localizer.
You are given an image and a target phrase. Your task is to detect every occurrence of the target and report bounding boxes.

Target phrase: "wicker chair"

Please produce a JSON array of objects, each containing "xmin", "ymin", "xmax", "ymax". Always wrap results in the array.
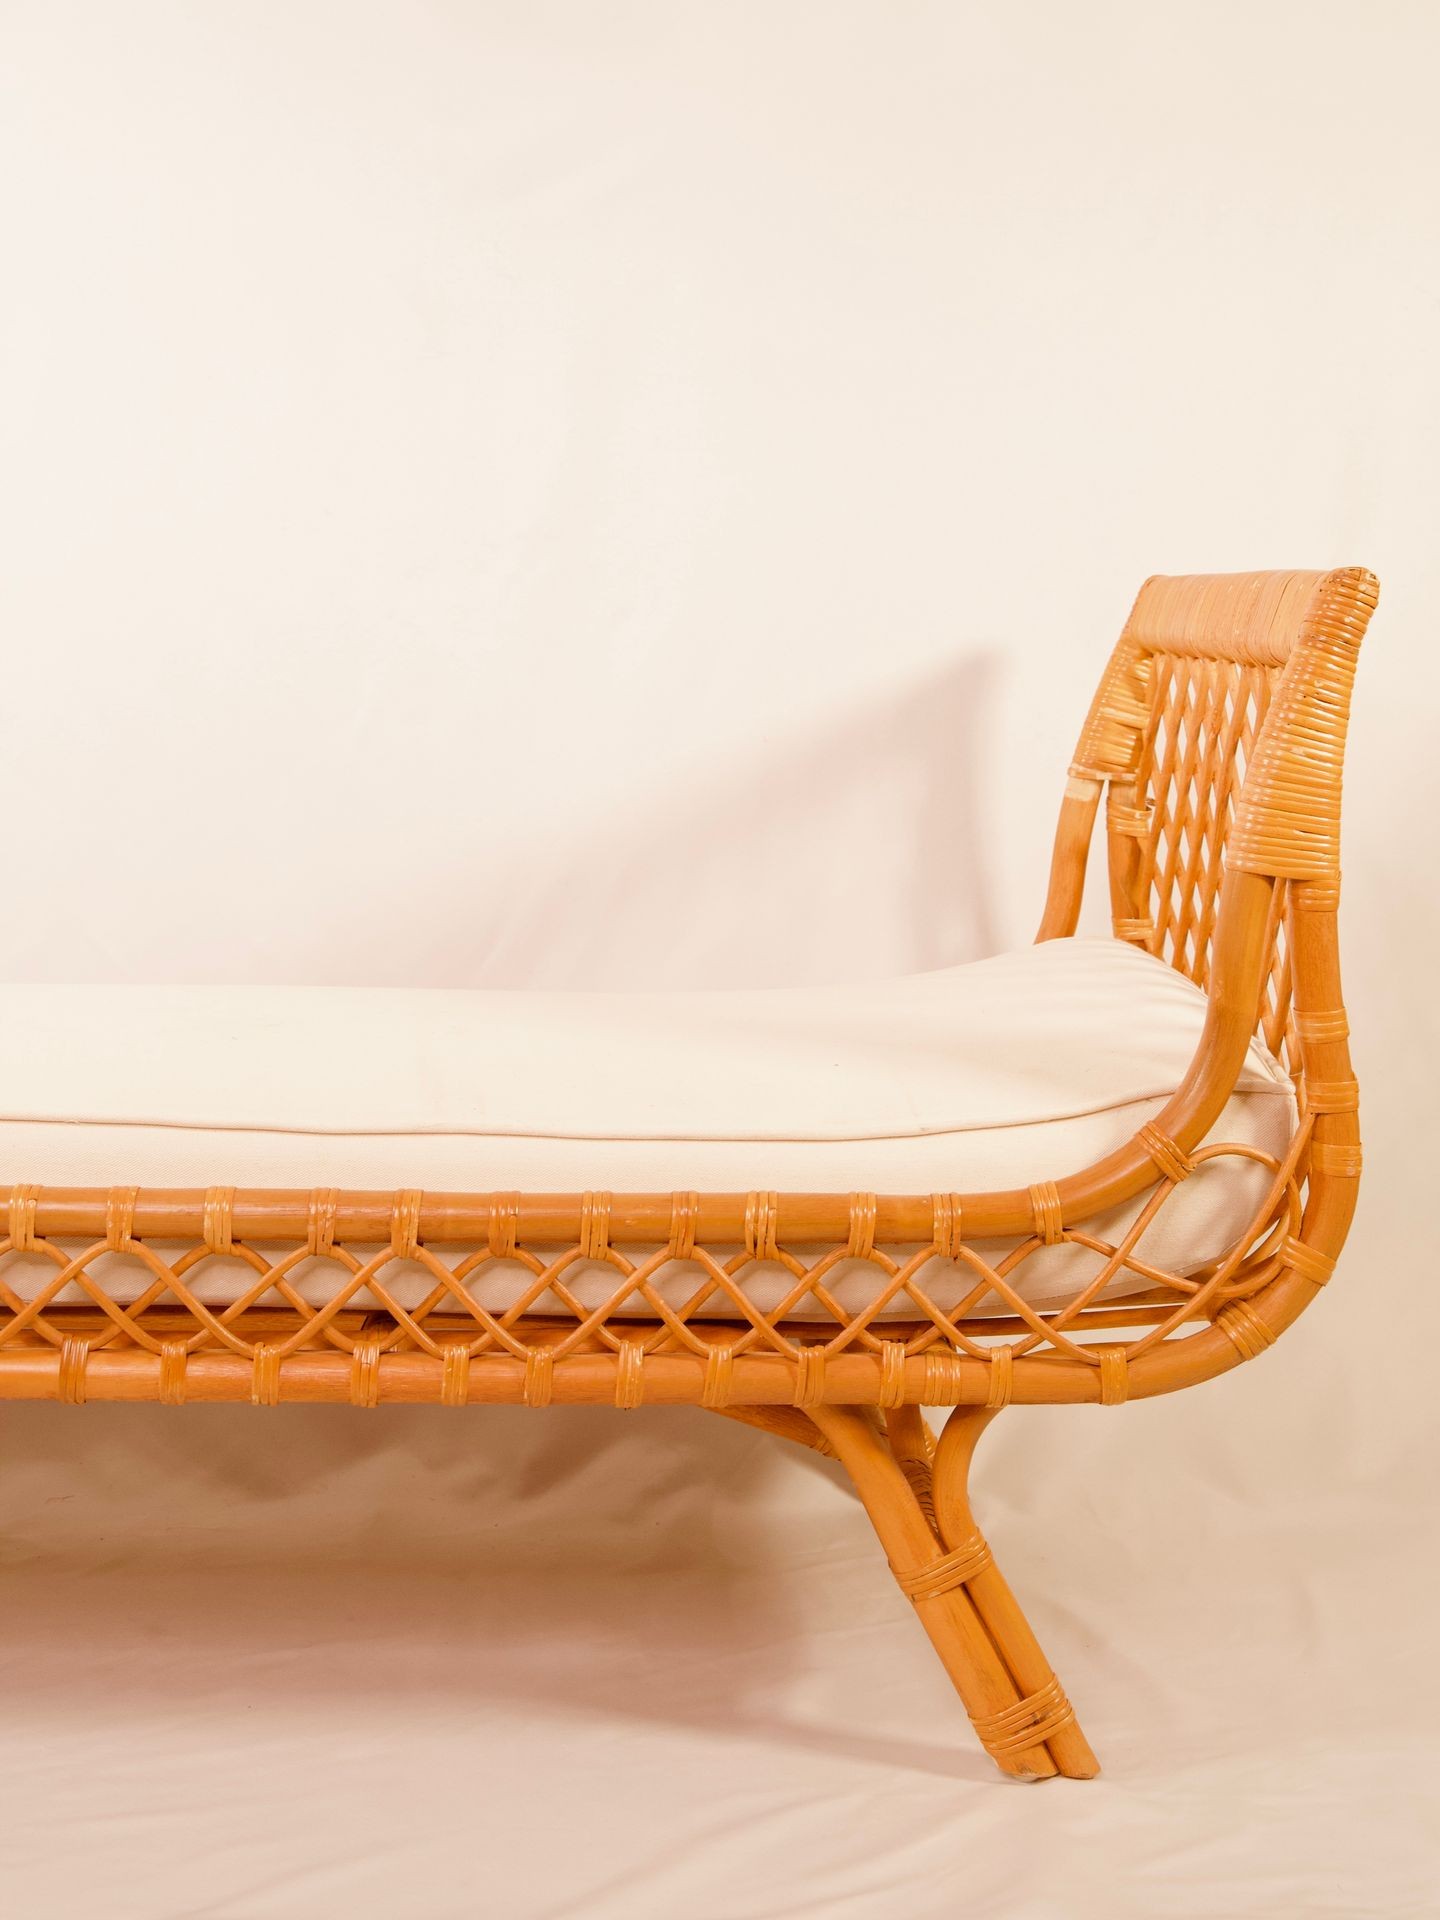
[{"xmin": 0, "ymin": 567, "xmax": 1377, "ymax": 1780}]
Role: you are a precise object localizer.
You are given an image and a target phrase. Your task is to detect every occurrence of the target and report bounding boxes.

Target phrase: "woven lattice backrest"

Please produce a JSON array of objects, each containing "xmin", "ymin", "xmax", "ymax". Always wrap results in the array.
[{"xmin": 1061, "ymin": 569, "xmax": 1378, "ymax": 1059}]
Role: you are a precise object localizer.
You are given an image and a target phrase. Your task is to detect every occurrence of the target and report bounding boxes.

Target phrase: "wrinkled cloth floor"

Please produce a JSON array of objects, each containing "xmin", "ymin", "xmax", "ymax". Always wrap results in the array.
[{"xmin": 0, "ymin": 1394, "xmax": 1432, "ymax": 1920}]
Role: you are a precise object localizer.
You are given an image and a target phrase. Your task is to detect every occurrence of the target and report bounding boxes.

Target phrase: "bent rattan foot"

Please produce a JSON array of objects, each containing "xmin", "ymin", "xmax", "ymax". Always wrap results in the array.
[
  {"xmin": 808, "ymin": 1402, "xmax": 1099, "ymax": 1781},
  {"xmin": 929, "ymin": 1407, "xmax": 1099, "ymax": 1779}
]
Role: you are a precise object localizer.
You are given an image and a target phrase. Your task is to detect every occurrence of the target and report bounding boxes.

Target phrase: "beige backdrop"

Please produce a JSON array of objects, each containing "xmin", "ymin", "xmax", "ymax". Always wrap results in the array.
[{"xmin": 1, "ymin": 4, "xmax": 1437, "ymax": 1915}]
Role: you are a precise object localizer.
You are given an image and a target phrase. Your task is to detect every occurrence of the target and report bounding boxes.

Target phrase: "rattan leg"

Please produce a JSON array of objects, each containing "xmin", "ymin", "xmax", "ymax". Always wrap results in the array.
[
  {"xmin": 807, "ymin": 1403, "xmax": 1058, "ymax": 1779},
  {"xmin": 709, "ymin": 1404, "xmax": 839, "ymax": 1456},
  {"xmin": 883, "ymin": 1404, "xmax": 938, "ymax": 1529},
  {"xmin": 930, "ymin": 1407, "xmax": 1100, "ymax": 1779}
]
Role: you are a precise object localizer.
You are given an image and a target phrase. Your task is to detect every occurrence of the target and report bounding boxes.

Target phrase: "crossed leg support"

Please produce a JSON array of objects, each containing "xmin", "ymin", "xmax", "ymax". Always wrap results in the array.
[{"xmin": 805, "ymin": 1403, "xmax": 1100, "ymax": 1781}]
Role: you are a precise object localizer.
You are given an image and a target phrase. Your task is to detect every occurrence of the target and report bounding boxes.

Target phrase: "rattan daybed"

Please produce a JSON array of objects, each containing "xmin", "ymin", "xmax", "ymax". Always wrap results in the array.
[{"xmin": 0, "ymin": 566, "xmax": 1376, "ymax": 1780}]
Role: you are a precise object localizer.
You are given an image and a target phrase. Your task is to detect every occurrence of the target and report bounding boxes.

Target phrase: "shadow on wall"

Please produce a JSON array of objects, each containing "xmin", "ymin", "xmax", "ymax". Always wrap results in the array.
[
  {"xmin": 424, "ymin": 651, "xmax": 1004, "ymax": 991},
  {"xmin": 0, "ymin": 1401, "xmax": 992, "ymax": 1782}
]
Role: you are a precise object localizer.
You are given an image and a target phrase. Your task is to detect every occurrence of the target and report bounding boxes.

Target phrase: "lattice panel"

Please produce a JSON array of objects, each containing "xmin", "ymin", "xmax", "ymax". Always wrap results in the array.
[
  {"xmin": 1121, "ymin": 653, "xmax": 1293, "ymax": 1051},
  {"xmin": 1135, "ymin": 655, "xmax": 1271, "ymax": 981},
  {"xmin": 0, "ymin": 1141, "xmax": 1310, "ymax": 1408}
]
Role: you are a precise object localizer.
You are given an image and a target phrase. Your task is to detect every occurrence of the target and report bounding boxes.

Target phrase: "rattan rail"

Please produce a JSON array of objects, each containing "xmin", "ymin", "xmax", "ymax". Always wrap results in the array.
[{"xmin": 0, "ymin": 566, "xmax": 1378, "ymax": 1780}]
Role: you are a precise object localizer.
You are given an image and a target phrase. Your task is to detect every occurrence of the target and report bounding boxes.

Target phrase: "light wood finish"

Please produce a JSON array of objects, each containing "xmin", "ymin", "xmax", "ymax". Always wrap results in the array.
[
  {"xmin": 808, "ymin": 1404, "xmax": 1059, "ymax": 1779},
  {"xmin": 0, "ymin": 567, "xmax": 1378, "ymax": 1779}
]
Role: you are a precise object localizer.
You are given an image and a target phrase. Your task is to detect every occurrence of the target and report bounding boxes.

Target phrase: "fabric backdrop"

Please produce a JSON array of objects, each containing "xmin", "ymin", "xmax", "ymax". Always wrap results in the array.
[{"xmin": 1, "ymin": 4, "xmax": 1436, "ymax": 1915}]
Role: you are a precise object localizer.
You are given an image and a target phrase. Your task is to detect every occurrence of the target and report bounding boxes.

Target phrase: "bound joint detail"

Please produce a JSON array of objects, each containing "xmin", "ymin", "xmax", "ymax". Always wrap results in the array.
[
  {"xmin": 701, "ymin": 1343, "xmax": 735, "ymax": 1408},
  {"xmin": 614, "ymin": 1339, "xmax": 644, "ymax": 1409},
  {"xmin": 1305, "ymin": 1077, "xmax": 1359, "ymax": 1116},
  {"xmin": 106, "ymin": 1186, "xmax": 137, "ymax": 1252},
  {"xmin": 581, "ymin": 1191, "xmax": 612, "ymax": 1260},
  {"xmin": 892, "ymin": 1532, "xmax": 993, "ymax": 1602},
  {"xmin": 350, "ymin": 1338, "xmax": 382, "ymax": 1408},
  {"xmin": 441, "ymin": 1343, "xmax": 471, "ymax": 1407},
  {"xmin": 251, "ymin": 1343, "xmax": 282, "ymax": 1407},
  {"xmin": 1028, "ymin": 1182, "xmax": 1063, "ymax": 1245},
  {"xmin": 1107, "ymin": 799, "xmax": 1152, "ymax": 838},
  {"xmin": 846, "ymin": 1192, "xmax": 877, "ymax": 1259},
  {"xmin": 745, "ymin": 1191, "xmax": 780, "ymax": 1261},
  {"xmin": 792, "ymin": 1345, "xmax": 827, "ymax": 1408},
  {"xmin": 1213, "ymin": 1298, "xmax": 1277, "ymax": 1362},
  {"xmin": 971, "ymin": 1674, "xmax": 1077, "ymax": 1760},
  {"xmin": 930, "ymin": 1192, "xmax": 963, "ymax": 1259},
  {"xmin": 1284, "ymin": 1235, "xmax": 1337, "ymax": 1286},
  {"xmin": 1097, "ymin": 1345, "xmax": 1130, "ymax": 1405},
  {"xmin": 1139, "ymin": 1123, "xmax": 1193, "ymax": 1184},
  {"xmin": 523, "ymin": 1348, "xmax": 554, "ymax": 1408},
  {"xmin": 390, "ymin": 1189, "xmax": 422, "ymax": 1260},
  {"xmin": 877, "ymin": 1340, "xmax": 908, "ymax": 1409},
  {"xmin": 203, "ymin": 1185, "xmax": 236, "ymax": 1255},
  {"xmin": 8, "ymin": 1183, "xmax": 40, "ymax": 1251},
  {"xmin": 1113, "ymin": 916, "xmax": 1156, "ymax": 947},
  {"xmin": 985, "ymin": 1345, "xmax": 1014, "ymax": 1410},
  {"xmin": 921, "ymin": 1349, "xmax": 965, "ymax": 1406},
  {"xmin": 58, "ymin": 1336, "xmax": 90, "ymax": 1406},
  {"xmin": 159, "ymin": 1340, "xmax": 188, "ymax": 1406},
  {"xmin": 1311, "ymin": 1141, "xmax": 1362, "ymax": 1179}
]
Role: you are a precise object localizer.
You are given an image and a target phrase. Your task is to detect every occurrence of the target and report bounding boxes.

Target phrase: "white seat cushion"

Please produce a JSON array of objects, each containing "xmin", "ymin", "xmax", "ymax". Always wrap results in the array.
[{"xmin": 0, "ymin": 938, "xmax": 1294, "ymax": 1313}]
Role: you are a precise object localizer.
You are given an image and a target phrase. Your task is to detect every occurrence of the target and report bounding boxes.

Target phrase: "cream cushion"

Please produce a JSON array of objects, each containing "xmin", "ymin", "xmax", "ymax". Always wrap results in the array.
[{"xmin": 0, "ymin": 938, "xmax": 1294, "ymax": 1314}]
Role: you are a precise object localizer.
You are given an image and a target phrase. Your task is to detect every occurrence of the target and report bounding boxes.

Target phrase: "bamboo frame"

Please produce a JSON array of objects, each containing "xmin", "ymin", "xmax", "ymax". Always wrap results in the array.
[{"xmin": 0, "ymin": 567, "xmax": 1378, "ymax": 1779}]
